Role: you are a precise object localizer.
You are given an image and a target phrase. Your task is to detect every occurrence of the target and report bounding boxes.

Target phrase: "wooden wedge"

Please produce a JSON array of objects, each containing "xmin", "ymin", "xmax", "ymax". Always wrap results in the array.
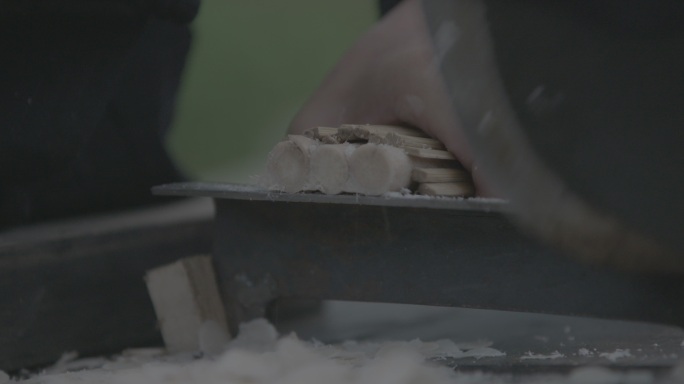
[
  {"xmin": 418, "ymin": 182, "xmax": 475, "ymax": 197},
  {"xmin": 412, "ymin": 168, "xmax": 470, "ymax": 183},
  {"xmin": 145, "ymin": 256, "xmax": 230, "ymax": 354},
  {"xmin": 340, "ymin": 124, "xmax": 428, "ymax": 140},
  {"xmin": 404, "ymin": 147, "xmax": 457, "ymax": 160},
  {"xmin": 369, "ymin": 132, "xmax": 445, "ymax": 150},
  {"xmin": 304, "ymin": 126, "xmax": 339, "ymax": 144}
]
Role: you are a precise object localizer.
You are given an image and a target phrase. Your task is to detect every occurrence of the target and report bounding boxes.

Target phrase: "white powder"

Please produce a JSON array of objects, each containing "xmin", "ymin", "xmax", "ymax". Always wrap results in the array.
[
  {"xmin": 198, "ymin": 320, "xmax": 231, "ymax": 357},
  {"xmin": 16, "ymin": 320, "xmax": 661, "ymax": 384},
  {"xmin": 21, "ymin": 340, "xmax": 456, "ymax": 384},
  {"xmin": 462, "ymin": 347, "xmax": 506, "ymax": 360},
  {"xmin": 343, "ymin": 143, "xmax": 358, "ymax": 157},
  {"xmin": 567, "ymin": 366, "xmax": 653, "ymax": 384},
  {"xmin": 599, "ymin": 349, "xmax": 632, "ymax": 362},
  {"xmin": 312, "ymin": 337, "xmax": 504, "ymax": 364},
  {"xmin": 19, "ymin": 319, "xmax": 508, "ymax": 384},
  {"xmin": 520, "ymin": 351, "xmax": 564, "ymax": 360}
]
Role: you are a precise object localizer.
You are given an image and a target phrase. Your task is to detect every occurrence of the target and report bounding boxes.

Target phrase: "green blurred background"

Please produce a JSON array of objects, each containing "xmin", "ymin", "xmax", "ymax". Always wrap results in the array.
[{"xmin": 167, "ymin": 1, "xmax": 376, "ymax": 182}]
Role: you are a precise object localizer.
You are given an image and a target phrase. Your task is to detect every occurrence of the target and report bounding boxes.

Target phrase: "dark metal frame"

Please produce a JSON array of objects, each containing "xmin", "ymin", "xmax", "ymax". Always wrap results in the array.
[
  {"xmin": 0, "ymin": 200, "xmax": 213, "ymax": 371},
  {"xmin": 155, "ymin": 182, "xmax": 684, "ymax": 330}
]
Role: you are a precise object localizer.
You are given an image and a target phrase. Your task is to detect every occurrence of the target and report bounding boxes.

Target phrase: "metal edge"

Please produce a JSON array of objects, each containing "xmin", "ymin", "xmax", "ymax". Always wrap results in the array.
[{"xmin": 152, "ymin": 182, "xmax": 511, "ymax": 214}]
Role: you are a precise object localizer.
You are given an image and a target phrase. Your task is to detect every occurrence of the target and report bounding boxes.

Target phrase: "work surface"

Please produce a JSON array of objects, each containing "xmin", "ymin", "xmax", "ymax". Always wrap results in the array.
[
  {"xmin": 277, "ymin": 300, "xmax": 684, "ymax": 372},
  {"xmin": 16, "ymin": 302, "xmax": 684, "ymax": 383}
]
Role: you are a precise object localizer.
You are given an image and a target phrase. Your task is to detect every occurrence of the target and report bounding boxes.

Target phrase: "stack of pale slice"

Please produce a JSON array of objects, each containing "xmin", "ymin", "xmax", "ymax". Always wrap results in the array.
[{"xmin": 266, "ymin": 124, "xmax": 474, "ymax": 197}]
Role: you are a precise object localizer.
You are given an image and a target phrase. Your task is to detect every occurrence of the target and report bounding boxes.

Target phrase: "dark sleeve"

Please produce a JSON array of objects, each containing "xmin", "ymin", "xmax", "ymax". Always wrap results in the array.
[
  {"xmin": 379, "ymin": 0, "xmax": 403, "ymax": 17},
  {"xmin": 1, "ymin": 0, "xmax": 199, "ymax": 24},
  {"xmin": 0, "ymin": 1, "xmax": 199, "ymax": 227},
  {"xmin": 153, "ymin": 0, "xmax": 201, "ymax": 23},
  {"xmin": 422, "ymin": 0, "xmax": 684, "ymax": 264}
]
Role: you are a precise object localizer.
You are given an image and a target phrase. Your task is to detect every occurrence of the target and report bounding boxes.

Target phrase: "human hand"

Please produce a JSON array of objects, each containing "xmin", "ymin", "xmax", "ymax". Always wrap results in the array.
[{"xmin": 289, "ymin": 0, "xmax": 491, "ymax": 194}]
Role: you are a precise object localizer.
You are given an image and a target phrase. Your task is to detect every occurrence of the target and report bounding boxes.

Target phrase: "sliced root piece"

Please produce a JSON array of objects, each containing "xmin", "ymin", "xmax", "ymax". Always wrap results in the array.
[
  {"xmin": 412, "ymin": 168, "xmax": 470, "ymax": 183},
  {"xmin": 389, "ymin": 133, "xmax": 445, "ymax": 150},
  {"xmin": 266, "ymin": 138, "xmax": 314, "ymax": 193},
  {"xmin": 369, "ymin": 132, "xmax": 445, "ymax": 150},
  {"xmin": 310, "ymin": 144, "xmax": 355, "ymax": 194},
  {"xmin": 418, "ymin": 182, "xmax": 475, "ymax": 197},
  {"xmin": 288, "ymin": 134, "xmax": 318, "ymax": 153},
  {"xmin": 336, "ymin": 125, "xmax": 362, "ymax": 142},
  {"xmin": 348, "ymin": 144, "xmax": 412, "ymax": 195},
  {"xmin": 409, "ymin": 155, "xmax": 462, "ymax": 169},
  {"xmin": 404, "ymin": 147, "xmax": 457, "ymax": 160},
  {"xmin": 341, "ymin": 124, "xmax": 428, "ymax": 139},
  {"xmin": 303, "ymin": 127, "xmax": 339, "ymax": 144}
]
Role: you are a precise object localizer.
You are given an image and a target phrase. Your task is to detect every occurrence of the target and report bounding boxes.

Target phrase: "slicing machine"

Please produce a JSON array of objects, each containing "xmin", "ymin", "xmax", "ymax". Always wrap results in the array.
[{"xmin": 154, "ymin": 182, "xmax": 684, "ymax": 330}]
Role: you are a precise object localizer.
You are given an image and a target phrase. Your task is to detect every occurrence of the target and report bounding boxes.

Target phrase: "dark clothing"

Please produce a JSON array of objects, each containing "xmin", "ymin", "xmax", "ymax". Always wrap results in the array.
[
  {"xmin": 379, "ymin": 0, "xmax": 403, "ymax": 16},
  {"xmin": 482, "ymin": 0, "xmax": 684, "ymax": 252},
  {"xmin": 422, "ymin": 0, "xmax": 684, "ymax": 260},
  {"xmin": 0, "ymin": 1, "xmax": 199, "ymax": 227}
]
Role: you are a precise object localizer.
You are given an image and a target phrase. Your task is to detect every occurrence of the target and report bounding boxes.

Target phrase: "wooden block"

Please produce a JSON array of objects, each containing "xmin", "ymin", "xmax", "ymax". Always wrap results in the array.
[
  {"xmin": 418, "ymin": 182, "xmax": 475, "ymax": 197},
  {"xmin": 412, "ymin": 167, "xmax": 470, "ymax": 183},
  {"xmin": 404, "ymin": 147, "xmax": 457, "ymax": 160},
  {"xmin": 145, "ymin": 256, "xmax": 230, "ymax": 353}
]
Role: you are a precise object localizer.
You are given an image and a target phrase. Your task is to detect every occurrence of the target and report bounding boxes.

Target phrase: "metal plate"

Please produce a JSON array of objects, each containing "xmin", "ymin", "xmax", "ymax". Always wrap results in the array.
[{"xmin": 154, "ymin": 182, "xmax": 684, "ymax": 328}]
